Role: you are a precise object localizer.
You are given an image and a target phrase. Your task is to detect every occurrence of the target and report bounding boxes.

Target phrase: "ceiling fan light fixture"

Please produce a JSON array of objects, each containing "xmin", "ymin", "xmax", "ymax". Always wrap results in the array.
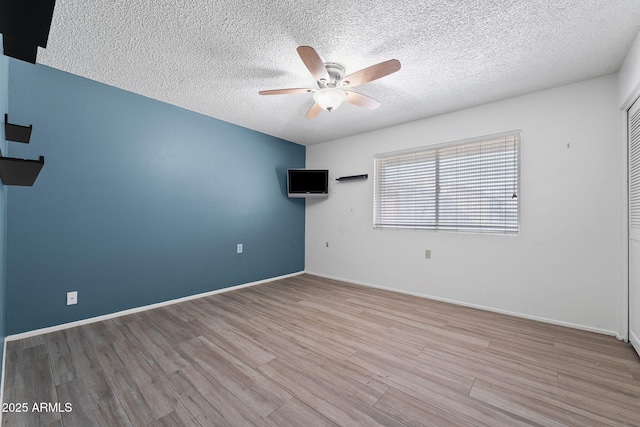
[{"xmin": 313, "ymin": 88, "xmax": 346, "ymax": 111}]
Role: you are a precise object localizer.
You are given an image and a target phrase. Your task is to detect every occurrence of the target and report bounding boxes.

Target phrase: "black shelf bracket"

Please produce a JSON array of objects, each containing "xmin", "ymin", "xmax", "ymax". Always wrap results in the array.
[
  {"xmin": 336, "ymin": 174, "xmax": 368, "ymax": 182},
  {"xmin": 5, "ymin": 114, "xmax": 33, "ymax": 143}
]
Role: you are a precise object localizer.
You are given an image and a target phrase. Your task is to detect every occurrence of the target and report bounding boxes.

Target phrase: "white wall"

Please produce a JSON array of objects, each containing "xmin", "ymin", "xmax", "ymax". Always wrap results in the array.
[
  {"xmin": 619, "ymin": 31, "xmax": 640, "ymax": 351},
  {"xmin": 306, "ymin": 74, "xmax": 625, "ymax": 336},
  {"xmin": 619, "ymin": 31, "xmax": 640, "ymax": 109}
]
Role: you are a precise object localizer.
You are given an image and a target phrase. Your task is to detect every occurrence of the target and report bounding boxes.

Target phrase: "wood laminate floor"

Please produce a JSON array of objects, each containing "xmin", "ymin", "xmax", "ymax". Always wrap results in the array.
[{"xmin": 2, "ymin": 274, "xmax": 640, "ymax": 426}]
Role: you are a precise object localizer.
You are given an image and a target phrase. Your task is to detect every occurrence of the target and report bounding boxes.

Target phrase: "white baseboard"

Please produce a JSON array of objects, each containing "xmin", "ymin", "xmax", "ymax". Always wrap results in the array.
[
  {"xmin": 305, "ymin": 271, "xmax": 621, "ymax": 339},
  {"xmin": 5, "ymin": 271, "xmax": 305, "ymax": 342},
  {"xmin": 631, "ymin": 330, "xmax": 640, "ymax": 358}
]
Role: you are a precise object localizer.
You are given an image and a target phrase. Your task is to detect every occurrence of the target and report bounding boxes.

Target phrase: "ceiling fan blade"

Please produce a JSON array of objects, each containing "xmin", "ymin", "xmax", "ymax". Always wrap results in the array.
[
  {"xmin": 306, "ymin": 102, "xmax": 322, "ymax": 119},
  {"xmin": 344, "ymin": 91, "xmax": 381, "ymax": 110},
  {"xmin": 342, "ymin": 59, "xmax": 401, "ymax": 87},
  {"xmin": 259, "ymin": 88, "xmax": 313, "ymax": 95},
  {"xmin": 297, "ymin": 46, "xmax": 330, "ymax": 82}
]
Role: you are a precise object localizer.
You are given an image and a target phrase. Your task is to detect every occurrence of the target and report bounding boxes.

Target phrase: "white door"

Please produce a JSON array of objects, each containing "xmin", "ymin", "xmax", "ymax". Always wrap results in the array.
[{"xmin": 628, "ymin": 98, "xmax": 640, "ymax": 355}]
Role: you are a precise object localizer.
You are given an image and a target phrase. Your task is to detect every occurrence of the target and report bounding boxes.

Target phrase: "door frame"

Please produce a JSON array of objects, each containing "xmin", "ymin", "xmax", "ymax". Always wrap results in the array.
[{"xmin": 628, "ymin": 96, "xmax": 640, "ymax": 353}]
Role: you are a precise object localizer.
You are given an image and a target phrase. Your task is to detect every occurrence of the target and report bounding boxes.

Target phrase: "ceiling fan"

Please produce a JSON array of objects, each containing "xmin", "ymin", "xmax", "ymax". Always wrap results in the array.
[{"xmin": 259, "ymin": 46, "xmax": 401, "ymax": 119}]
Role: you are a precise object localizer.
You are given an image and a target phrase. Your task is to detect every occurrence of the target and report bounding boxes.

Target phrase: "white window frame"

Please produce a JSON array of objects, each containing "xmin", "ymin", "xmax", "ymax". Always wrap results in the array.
[{"xmin": 373, "ymin": 131, "xmax": 520, "ymax": 235}]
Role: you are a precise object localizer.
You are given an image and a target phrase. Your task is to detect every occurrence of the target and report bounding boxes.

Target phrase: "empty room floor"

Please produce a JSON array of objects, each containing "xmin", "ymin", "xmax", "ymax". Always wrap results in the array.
[{"xmin": 2, "ymin": 274, "xmax": 640, "ymax": 426}]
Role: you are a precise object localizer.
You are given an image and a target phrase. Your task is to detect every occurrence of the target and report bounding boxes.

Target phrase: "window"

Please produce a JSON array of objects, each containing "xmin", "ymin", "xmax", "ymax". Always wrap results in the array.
[{"xmin": 374, "ymin": 131, "xmax": 520, "ymax": 235}]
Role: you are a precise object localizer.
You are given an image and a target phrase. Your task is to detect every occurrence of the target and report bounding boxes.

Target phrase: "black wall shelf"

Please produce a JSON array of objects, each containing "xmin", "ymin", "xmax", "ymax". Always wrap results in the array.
[
  {"xmin": 336, "ymin": 174, "xmax": 368, "ymax": 182},
  {"xmin": 5, "ymin": 114, "xmax": 32, "ymax": 143},
  {"xmin": 0, "ymin": 151, "xmax": 44, "ymax": 186},
  {"xmin": 2, "ymin": 114, "xmax": 44, "ymax": 186}
]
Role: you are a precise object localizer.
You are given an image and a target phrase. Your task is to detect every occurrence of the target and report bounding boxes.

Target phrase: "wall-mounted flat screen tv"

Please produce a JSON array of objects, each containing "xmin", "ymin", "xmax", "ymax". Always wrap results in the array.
[{"xmin": 287, "ymin": 169, "xmax": 329, "ymax": 198}]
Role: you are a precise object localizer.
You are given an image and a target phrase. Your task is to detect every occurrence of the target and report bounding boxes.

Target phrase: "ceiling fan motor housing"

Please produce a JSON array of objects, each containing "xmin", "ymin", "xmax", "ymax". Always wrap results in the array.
[{"xmin": 319, "ymin": 62, "xmax": 345, "ymax": 88}]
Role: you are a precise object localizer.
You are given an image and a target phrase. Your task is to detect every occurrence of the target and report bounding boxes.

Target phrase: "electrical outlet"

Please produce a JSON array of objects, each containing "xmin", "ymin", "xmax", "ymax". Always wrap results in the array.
[
  {"xmin": 67, "ymin": 291, "xmax": 78, "ymax": 305},
  {"xmin": 425, "ymin": 249, "xmax": 432, "ymax": 259},
  {"xmin": 237, "ymin": 243, "xmax": 243, "ymax": 254}
]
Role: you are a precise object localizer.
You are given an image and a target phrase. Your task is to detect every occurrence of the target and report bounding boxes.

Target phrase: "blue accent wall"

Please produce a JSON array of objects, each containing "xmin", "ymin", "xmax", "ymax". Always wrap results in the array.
[
  {"xmin": 6, "ymin": 60, "xmax": 305, "ymax": 334},
  {"xmin": 0, "ymin": 40, "xmax": 8, "ymax": 374}
]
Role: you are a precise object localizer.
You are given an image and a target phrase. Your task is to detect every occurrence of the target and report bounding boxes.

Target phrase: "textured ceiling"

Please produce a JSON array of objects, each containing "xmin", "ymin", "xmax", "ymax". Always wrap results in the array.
[{"xmin": 36, "ymin": 0, "xmax": 640, "ymax": 145}]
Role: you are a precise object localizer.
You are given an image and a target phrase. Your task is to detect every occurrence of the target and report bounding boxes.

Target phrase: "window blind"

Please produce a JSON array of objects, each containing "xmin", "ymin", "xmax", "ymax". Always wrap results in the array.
[{"xmin": 374, "ymin": 132, "xmax": 520, "ymax": 235}]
